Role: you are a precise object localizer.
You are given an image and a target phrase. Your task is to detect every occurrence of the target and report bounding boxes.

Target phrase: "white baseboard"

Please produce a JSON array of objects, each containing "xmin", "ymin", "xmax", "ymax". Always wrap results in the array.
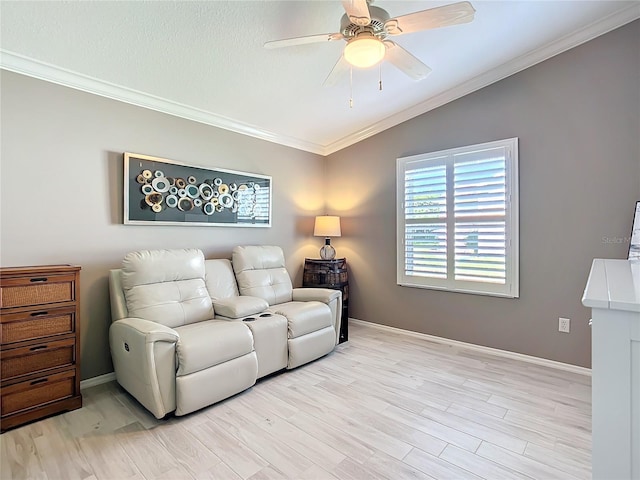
[
  {"xmin": 79, "ymin": 319, "xmax": 589, "ymax": 388},
  {"xmin": 80, "ymin": 372, "xmax": 116, "ymax": 390},
  {"xmin": 350, "ymin": 318, "xmax": 591, "ymax": 376}
]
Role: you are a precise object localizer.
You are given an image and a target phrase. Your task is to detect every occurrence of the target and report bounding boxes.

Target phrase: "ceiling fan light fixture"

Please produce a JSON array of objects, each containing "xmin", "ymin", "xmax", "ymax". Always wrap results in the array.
[{"xmin": 344, "ymin": 35, "xmax": 385, "ymax": 68}]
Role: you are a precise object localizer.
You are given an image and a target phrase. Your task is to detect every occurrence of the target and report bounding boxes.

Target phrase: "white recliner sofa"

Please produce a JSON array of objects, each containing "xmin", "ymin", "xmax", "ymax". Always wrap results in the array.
[
  {"xmin": 232, "ymin": 245, "xmax": 340, "ymax": 368},
  {"xmin": 109, "ymin": 247, "xmax": 341, "ymax": 419}
]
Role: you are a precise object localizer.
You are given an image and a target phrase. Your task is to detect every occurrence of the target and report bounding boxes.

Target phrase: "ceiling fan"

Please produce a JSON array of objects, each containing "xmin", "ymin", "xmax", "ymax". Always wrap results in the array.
[{"xmin": 264, "ymin": 0, "xmax": 476, "ymax": 87}]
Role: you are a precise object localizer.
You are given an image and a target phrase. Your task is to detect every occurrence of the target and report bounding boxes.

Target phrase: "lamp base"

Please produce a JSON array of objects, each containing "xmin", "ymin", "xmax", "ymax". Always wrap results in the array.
[{"xmin": 319, "ymin": 240, "xmax": 336, "ymax": 260}]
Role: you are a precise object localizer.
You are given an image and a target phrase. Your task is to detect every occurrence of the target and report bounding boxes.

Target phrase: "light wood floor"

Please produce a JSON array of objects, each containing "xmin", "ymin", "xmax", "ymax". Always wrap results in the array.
[{"xmin": 1, "ymin": 321, "xmax": 592, "ymax": 480}]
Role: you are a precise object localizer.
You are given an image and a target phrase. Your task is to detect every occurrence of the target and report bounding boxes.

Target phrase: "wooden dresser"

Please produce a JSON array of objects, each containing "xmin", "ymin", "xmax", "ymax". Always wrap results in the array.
[{"xmin": 0, "ymin": 265, "xmax": 82, "ymax": 432}]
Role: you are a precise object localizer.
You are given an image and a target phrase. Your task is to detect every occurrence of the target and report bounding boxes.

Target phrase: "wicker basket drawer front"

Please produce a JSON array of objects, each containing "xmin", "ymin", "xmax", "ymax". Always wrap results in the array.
[
  {"xmin": 303, "ymin": 259, "xmax": 347, "ymax": 287},
  {"xmin": 0, "ymin": 274, "xmax": 76, "ymax": 308},
  {"xmin": 303, "ymin": 271, "xmax": 348, "ymax": 286},
  {"xmin": 1, "ymin": 338, "xmax": 75, "ymax": 380},
  {"xmin": 1, "ymin": 307, "xmax": 75, "ymax": 344},
  {"xmin": 1, "ymin": 370, "xmax": 76, "ymax": 417}
]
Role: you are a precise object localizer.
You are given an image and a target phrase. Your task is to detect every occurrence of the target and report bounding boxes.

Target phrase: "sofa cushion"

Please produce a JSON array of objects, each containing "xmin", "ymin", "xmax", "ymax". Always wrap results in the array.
[
  {"xmin": 125, "ymin": 280, "xmax": 214, "ymax": 329},
  {"xmin": 204, "ymin": 258, "xmax": 239, "ymax": 300},
  {"xmin": 269, "ymin": 301, "xmax": 332, "ymax": 339},
  {"xmin": 174, "ymin": 320, "xmax": 254, "ymax": 376},
  {"xmin": 121, "ymin": 249, "xmax": 214, "ymax": 328},
  {"xmin": 213, "ymin": 296, "xmax": 269, "ymax": 319},
  {"xmin": 232, "ymin": 246, "xmax": 293, "ymax": 305}
]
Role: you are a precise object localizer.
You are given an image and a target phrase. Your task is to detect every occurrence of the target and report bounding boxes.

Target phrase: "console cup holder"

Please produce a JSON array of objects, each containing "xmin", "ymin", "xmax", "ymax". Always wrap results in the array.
[
  {"xmin": 259, "ymin": 313, "xmax": 272, "ymax": 317},
  {"xmin": 242, "ymin": 317, "xmax": 256, "ymax": 322}
]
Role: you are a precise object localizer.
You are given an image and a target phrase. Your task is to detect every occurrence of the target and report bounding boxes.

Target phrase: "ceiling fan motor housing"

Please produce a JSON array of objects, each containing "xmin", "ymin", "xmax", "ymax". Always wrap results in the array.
[{"xmin": 340, "ymin": 6, "xmax": 390, "ymax": 40}]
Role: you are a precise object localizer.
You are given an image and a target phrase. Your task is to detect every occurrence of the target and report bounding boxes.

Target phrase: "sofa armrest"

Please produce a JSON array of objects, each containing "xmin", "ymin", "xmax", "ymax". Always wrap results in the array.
[
  {"xmin": 292, "ymin": 287, "xmax": 341, "ymax": 304},
  {"xmin": 213, "ymin": 296, "xmax": 269, "ymax": 319},
  {"xmin": 292, "ymin": 288, "xmax": 343, "ymax": 345},
  {"xmin": 109, "ymin": 318, "xmax": 179, "ymax": 419}
]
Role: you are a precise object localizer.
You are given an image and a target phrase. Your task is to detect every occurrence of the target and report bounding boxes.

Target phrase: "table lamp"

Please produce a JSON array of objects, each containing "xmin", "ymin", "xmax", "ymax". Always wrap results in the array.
[{"xmin": 314, "ymin": 215, "xmax": 341, "ymax": 260}]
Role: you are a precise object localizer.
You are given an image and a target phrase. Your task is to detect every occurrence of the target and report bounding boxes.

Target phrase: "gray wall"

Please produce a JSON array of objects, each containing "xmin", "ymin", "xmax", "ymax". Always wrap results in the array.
[
  {"xmin": 2, "ymin": 21, "xmax": 638, "ymax": 378},
  {"xmin": 0, "ymin": 72, "xmax": 326, "ymax": 379},
  {"xmin": 326, "ymin": 20, "xmax": 640, "ymax": 368}
]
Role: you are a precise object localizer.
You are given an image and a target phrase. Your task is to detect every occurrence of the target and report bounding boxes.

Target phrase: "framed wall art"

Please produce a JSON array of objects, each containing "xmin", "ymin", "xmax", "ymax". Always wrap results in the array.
[
  {"xmin": 629, "ymin": 200, "xmax": 640, "ymax": 260},
  {"xmin": 124, "ymin": 152, "xmax": 271, "ymax": 227}
]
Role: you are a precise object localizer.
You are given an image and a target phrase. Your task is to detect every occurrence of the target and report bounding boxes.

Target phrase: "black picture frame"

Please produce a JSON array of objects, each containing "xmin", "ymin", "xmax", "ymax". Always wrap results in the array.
[{"xmin": 124, "ymin": 152, "xmax": 271, "ymax": 227}]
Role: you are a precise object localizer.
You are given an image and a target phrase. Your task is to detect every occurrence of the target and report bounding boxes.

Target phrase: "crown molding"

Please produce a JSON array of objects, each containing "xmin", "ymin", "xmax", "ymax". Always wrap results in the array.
[
  {"xmin": 323, "ymin": 3, "xmax": 640, "ymax": 155},
  {"xmin": 0, "ymin": 50, "xmax": 326, "ymax": 156},
  {"xmin": 2, "ymin": 3, "xmax": 638, "ymax": 158}
]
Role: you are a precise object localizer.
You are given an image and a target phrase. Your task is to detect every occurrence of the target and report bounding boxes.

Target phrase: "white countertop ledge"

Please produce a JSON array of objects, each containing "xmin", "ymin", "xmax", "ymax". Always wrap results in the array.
[{"xmin": 582, "ymin": 259, "xmax": 640, "ymax": 312}]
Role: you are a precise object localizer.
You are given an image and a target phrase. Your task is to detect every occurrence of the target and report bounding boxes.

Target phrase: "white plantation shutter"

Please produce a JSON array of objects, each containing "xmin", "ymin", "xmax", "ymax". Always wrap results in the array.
[
  {"xmin": 397, "ymin": 138, "xmax": 519, "ymax": 298},
  {"xmin": 405, "ymin": 223, "xmax": 447, "ymax": 278},
  {"xmin": 404, "ymin": 161, "xmax": 447, "ymax": 279},
  {"xmin": 454, "ymin": 149, "xmax": 506, "ymax": 284}
]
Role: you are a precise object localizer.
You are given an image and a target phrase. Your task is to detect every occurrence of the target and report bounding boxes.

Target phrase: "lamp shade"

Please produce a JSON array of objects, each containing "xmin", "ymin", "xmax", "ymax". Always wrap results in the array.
[
  {"xmin": 314, "ymin": 216, "xmax": 341, "ymax": 238},
  {"xmin": 344, "ymin": 35, "xmax": 385, "ymax": 68}
]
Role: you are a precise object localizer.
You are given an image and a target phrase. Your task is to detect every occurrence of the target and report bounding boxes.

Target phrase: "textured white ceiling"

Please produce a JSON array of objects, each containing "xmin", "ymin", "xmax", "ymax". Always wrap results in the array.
[{"xmin": 1, "ymin": 1, "xmax": 638, "ymax": 154}]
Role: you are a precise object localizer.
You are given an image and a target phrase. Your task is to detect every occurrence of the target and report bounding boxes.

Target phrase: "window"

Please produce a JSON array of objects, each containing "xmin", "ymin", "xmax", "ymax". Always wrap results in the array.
[{"xmin": 397, "ymin": 138, "xmax": 519, "ymax": 298}]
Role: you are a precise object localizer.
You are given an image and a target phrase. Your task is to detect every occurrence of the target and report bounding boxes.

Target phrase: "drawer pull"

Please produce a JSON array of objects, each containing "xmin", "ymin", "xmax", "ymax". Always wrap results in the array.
[
  {"xmin": 30, "ymin": 378, "xmax": 48, "ymax": 386},
  {"xmin": 29, "ymin": 277, "xmax": 49, "ymax": 283},
  {"xmin": 29, "ymin": 345, "xmax": 48, "ymax": 351},
  {"xmin": 30, "ymin": 311, "xmax": 49, "ymax": 317}
]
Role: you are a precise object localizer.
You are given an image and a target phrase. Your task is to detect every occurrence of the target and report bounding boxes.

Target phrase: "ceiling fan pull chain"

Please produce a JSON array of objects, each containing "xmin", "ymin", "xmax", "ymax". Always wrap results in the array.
[
  {"xmin": 379, "ymin": 63, "xmax": 383, "ymax": 91},
  {"xmin": 349, "ymin": 66, "xmax": 354, "ymax": 108}
]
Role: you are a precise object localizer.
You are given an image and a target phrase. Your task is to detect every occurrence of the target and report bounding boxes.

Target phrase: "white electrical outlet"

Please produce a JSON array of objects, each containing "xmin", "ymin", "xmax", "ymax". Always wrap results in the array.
[{"xmin": 559, "ymin": 317, "xmax": 570, "ymax": 333}]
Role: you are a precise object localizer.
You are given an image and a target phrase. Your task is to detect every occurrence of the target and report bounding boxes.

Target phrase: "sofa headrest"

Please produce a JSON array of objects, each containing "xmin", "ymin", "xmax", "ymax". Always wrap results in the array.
[
  {"xmin": 121, "ymin": 249, "xmax": 205, "ymax": 290},
  {"xmin": 232, "ymin": 245, "xmax": 285, "ymax": 273},
  {"xmin": 204, "ymin": 258, "xmax": 239, "ymax": 300},
  {"xmin": 232, "ymin": 245, "xmax": 293, "ymax": 306}
]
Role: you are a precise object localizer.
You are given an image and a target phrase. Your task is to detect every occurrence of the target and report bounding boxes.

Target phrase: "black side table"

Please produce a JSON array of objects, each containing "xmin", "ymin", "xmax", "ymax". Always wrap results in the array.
[{"xmin": 303, "ymin": 258, "xmax": 348, "ymax": 343}]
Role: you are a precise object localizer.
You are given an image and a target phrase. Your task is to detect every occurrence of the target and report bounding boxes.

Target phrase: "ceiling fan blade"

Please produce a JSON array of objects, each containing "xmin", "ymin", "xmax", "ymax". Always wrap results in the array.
[
  {"xmin": 264, "ymin": 33, "xmax": 344, "ymax": 49},
  {"xmin": 341, "ymin": 0, "xmax": 371, "ymax": 26},
  {"xmin": 323, "ymin": 55, "xmax": 350, "ymax": 87},
  {"xmin": 383, "ymin": 41, "xmax": 432, "ymax": 80},
  {"xmin": 385, "ymin": 1, "xmax": 475, "ymax": 36}
]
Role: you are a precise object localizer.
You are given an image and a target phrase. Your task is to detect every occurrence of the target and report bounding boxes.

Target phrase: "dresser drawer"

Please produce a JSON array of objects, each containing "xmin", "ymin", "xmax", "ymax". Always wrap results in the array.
[
  {"xmin": 0, "ymin": 273, "xmax": 77, "ymax": 308},
  {"xmin": 1, "ymin": 338, "xmax": 75, "ymax": 381},
  {"xmin": 1, "ymin": 369, "xmax": 76, "ymax": 417},
  {"xmin": 1, "ymin": 306, "xmax": 76, "ymax": 344}
]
